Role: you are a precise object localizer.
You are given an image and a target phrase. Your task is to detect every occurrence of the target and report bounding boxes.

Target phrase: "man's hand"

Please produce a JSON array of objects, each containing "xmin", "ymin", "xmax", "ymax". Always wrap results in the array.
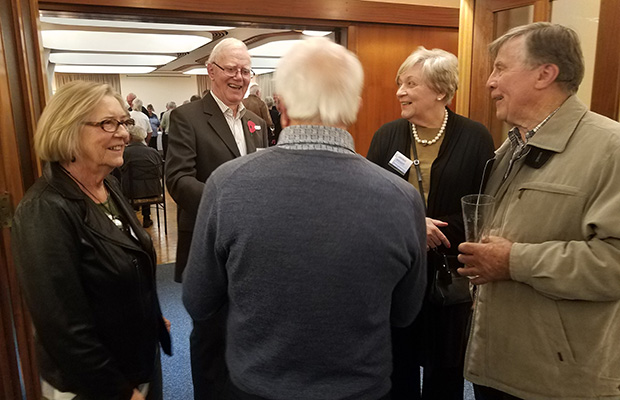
[
  {"xmin": 130, "ymin": 389, "xmax": 145, "ymax": 400},
  {"xmin": 457, "ymin": 236, "xmax": 513, "ymax": 285},
  {"xmin": 426, "ymin": 217, "xmax": 450, "ymax": 250}
]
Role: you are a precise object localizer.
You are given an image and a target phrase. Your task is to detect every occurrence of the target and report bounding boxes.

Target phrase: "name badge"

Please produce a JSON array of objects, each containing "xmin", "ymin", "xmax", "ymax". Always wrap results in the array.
[
  {"xmin": 254, "ymin": 125, "xmax": 262, "ymax": 131},
  {"xmin": 388, "ymin": 151, "xmax": 413, "ymax": 175}
]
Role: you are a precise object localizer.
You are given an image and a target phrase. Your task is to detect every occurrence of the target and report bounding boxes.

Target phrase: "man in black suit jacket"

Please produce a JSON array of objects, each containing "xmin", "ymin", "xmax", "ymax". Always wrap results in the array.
[{"xmin": 165, "ymin": 37, "xmax": 268, "ymax": 400}]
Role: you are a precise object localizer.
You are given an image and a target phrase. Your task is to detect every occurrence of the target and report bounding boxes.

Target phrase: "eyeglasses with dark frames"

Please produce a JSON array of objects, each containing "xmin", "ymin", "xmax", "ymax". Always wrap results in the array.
[
  {"xmin": 212, "ymin": 62, "xmax": 255, "ymax": 78},
  {"xmin": 84, "ymin": 118, "xmax": 135, "ymax": 133}
]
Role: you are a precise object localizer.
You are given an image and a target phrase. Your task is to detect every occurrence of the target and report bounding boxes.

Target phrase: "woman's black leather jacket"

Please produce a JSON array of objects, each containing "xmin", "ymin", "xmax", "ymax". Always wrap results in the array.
[{"xmin": 12, "ymin": 162, "xmax": 171, "ymax": 400}]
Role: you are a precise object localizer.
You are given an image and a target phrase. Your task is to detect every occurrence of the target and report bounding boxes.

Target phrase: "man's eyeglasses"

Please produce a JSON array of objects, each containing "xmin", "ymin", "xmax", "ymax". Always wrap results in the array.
[
  {"xmin": 212, "ymin": 62, "xmax": 255, "ymax": 78},
  {"xmin": 84, "ymin": 118, "xmax": 135, "ymax": 133}
]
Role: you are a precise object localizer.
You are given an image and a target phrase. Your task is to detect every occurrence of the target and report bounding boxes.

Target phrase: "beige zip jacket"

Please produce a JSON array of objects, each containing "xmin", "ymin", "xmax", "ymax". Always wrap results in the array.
[{"xmin": 465, "ymin": 96, "xmax": 620, "ymax": 399}]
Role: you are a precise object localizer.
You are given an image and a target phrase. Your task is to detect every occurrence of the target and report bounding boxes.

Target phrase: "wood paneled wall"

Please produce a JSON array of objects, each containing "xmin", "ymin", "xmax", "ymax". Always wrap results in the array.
[
  {"xmin": 591, "ymin": 0, "xmax": 620, "ymax": 120},
  {"xmin": 348, "ymin": 23, "xmax": 458, "ymax": 155}
]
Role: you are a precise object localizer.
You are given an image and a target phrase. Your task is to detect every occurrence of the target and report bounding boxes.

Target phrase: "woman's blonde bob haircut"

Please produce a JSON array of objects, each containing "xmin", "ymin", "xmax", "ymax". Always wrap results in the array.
[
  {"xmin": 35, "ymin": 80, "xmax": 126, "ymax": 163},
  {"xmin": 275, "ymin": 37, "xmax": 364, "ymax": 127},
  {"xmin": 396, "ymin": 46, "xmax": 458, "ymax": 104}
]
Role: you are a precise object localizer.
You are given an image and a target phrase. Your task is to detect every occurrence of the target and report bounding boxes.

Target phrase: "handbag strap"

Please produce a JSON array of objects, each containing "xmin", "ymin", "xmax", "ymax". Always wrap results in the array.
[{"xmin": 409, "ymin": 126, "xmax": 427, "ymax": 213}]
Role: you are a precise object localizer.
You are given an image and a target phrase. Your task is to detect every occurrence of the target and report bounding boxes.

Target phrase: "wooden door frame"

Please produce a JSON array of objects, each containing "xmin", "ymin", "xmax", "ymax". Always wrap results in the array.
[
  {"xmin": 591, "ymin": 0, "xmax": 620, "ymax": 120},
  {"xmin": 457, "ymin": 0, "xmax": 550, "ymax": 147},
  {"xmin": 1, "ymin": 0, "xmax": 48, "ymax": 397}
]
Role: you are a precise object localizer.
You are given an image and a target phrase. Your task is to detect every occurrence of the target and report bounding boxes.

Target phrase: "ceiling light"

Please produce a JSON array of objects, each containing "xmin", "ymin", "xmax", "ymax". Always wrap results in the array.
[
  {"xmin": 253, "ymin": 68, "xmax": 276, "ymax": 75},
  {"xmin": 54, "ymin": 65, "xmax": 156, "ymax": 74},
  {"xmin": 49, "ymin": 53, "xmax": 176, "ymax": 66},
  {"xmin": 250, "ymin": 57, "xmax": 279, "ymax": 69},
  {"xmin": 302, "ymin": 30, "xmax": 332, "ymax": 37},
  {"xmin": 183, "ymin": 68, "xmax": 209, "ymax": 75},
  {"xmin": 42, "ymin": 30, "xmax": 211, "ymax": 53},
  {"xmin": 40, "ymin": 16, "xmax": 234, "ymax": 31},
  {"xmin": 248, "ymin": 40, "xmax": 304, "ymax": 57}
]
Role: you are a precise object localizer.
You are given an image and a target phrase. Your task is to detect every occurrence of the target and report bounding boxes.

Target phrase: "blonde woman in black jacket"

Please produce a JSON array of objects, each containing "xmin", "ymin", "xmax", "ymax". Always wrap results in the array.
[
  {"xmin": 367, "ymin": 47, "xmax": 494, "ymax": 400},
  {"xmin": 12, "ymin": 81, "xmax": 171, "ymax": 400}
]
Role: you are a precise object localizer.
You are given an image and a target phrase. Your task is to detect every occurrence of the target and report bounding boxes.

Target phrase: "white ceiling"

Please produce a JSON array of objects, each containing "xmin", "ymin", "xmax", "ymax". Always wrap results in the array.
[{"xmin": 40, "ymin": 13, "xmax": 334, "ymax": 76}]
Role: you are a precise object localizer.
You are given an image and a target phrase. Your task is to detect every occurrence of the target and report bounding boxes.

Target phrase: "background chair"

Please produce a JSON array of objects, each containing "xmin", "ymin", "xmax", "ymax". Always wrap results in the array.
[{"xmin": 121, "ymin": 159, "xmax": 167, "ymax": 235}]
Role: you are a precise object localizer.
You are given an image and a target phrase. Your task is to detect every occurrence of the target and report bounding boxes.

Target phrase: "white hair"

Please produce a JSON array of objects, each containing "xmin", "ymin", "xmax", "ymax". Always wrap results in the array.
[
  {"xmin": 249, "ymin": 84, "xmax": 260, "ymax": 96},
  {"xmin": 207, "ymin": 38, "xmax": 248, "ymax": 64},
  {"xmin": 129, "ymin": 125, "xmax": 147, "ymax": 142},
  {"xmin": 132, "ymin": 98, "xmax": 143, "ymax": 110},
  {"xmin": 275, "ymin": 37, "xmax": 364, "ymax": 126}
]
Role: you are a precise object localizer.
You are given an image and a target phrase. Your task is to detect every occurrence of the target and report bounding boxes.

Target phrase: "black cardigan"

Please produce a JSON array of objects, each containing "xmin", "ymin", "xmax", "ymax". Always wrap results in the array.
[{"xmin": 367, "ymin": 108, "xmax": 495, "ymax": 256}]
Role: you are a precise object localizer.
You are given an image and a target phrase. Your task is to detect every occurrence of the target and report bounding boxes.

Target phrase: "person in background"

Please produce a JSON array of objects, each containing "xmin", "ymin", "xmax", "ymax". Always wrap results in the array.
[
  {"xmin": 243, "ymin": 83, "xmax": 273, "ymax": 129},
  {"xmin": 183, "ymin": 36, "xmax": 427, "ymax": 400},
  {"xmin": 146, "ymin": 104, "xmax": 160, "ymax": 150},
  {"xmin": 458, "ymin": 22, "xmax": 620, "ymax": 400},
  {"xmin": 165, "ymin": 37, "xmax": 268, "ymax": 400},
  {"xmin": 130, "ymin": 98, "xmax": 153, "ymax": 147},
  {"xmin": 265, "ymin": 95, "xmax": 282, "ymax": 145},
  {"xmin": 12, "ymin": 80, "xmax": 171, "ymax": 400},
  {"xmin": 127, "ymin": 92, "xmax": 148, "ymax": 114},
  {"xmin": 367, "ymin": 47, "xmax": 494, "ymax": 400},
  {"xmin": 121, "ymin": 125, "xmax": 163, "ymax": 228},
  {"xmin": 160, "ymin": 101, "xmax": 176, "ymax": 158}
]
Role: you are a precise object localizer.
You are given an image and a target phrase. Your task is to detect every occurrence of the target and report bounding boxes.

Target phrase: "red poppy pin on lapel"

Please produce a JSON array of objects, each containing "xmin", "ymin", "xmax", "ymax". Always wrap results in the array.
[{"xmin": 248, "ymin": 120, "xmax": 256, "ymax": 135}]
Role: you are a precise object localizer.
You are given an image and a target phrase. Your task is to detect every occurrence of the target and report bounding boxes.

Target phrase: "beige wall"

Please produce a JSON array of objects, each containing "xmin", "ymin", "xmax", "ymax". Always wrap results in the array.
[
  {"xmin": 551, "ymin": 0, "xmax": 601, "ymax": 107},
  {"xmin": 119, "ymin": 75, "xmax": 199, "ymax": 116}
]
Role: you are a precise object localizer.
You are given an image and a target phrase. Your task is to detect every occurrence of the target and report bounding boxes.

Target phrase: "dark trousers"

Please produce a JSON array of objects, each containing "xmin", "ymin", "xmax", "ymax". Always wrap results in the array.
[
  {"xmin": 223, "ymin": 379, "xmax": 391, "ymax": 400},
  {"xmin": 391, "ymin": 322, "xmax": 466, "ymax": 400},
  {"xmin": 142, "ymin": 205, "xmax": 151, "ymax": 220},
  {"xmin": 162, "ymin": 134, "xmax": 169, "ymax": 159},
  {"xmin": 391, "ymin": 323, "xmax": 421, "ymax": 400},
  {"xmin": 148, "ymin": 135, "xmax": 158, "ymax": 149},
  {"xmin": 190, "ymin": 304, "xmax": 228, "ymax": 400},
  {"xmin": 422, "ymin": 365, "xmax": 464, "ymax": 400},
  {"xmin": 474, "ymin": 385, "xmax": 522, "ymax": 400}
]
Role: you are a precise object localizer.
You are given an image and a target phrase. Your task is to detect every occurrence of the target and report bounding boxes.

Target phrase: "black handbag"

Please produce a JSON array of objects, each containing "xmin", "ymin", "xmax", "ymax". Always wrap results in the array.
[
  {"xmin": 428, "ymin": 249, "xmax": 472, "ymax": 306},
  {"xmin": 409, "ymin": 133, "xmax": 472, "ymax": 306}
]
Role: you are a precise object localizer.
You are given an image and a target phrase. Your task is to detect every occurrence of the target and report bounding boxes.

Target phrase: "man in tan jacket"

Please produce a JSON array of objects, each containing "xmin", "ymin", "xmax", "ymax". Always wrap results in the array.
[{"xmin": 458, "ymin": 22, "xmax": 620, "ymax": 399}]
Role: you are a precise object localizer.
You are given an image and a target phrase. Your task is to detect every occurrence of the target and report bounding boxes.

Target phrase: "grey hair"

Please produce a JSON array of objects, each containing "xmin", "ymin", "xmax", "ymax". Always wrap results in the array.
[
  {"xmin": 275, "ymin": 37, "xmax": 363, "ymax": 126},
  {"xmin": 249, "ymin": 84, "xmax": 260, "ymax": 96},
  {"xmin": 129, "ymin": 125, "xmax": 147, "ymax": 142},
  {"xmin": 132, "ymin": 98, "xmax": 143, "ymax": 110},
  {"xmin": 167, "ymin": 101, "xmax": 176, "ymax": 109},
  {"xmin": 489, "ymin": 22, "xmax": 584, "ymax": 94},
  {"xmin": 207, "ymin": 38, "xmax": 248, "ymax": 64},
  {"xmin": 396, "ymin": 46, "xmax": 458, "ymax": 104}
]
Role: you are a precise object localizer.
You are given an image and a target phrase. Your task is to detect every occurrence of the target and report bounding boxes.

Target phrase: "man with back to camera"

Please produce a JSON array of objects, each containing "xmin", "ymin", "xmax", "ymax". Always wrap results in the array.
[
  {"xmin": 120, "ymin": 125, "xmax": 163, "ymax": 228},
  {"xmin": 457, "ymin": 22, "xmax": 620, "ymax": 400},
  {"xmin": 165, "ymin": 37, "xmax": 268, "ymax": 399},
  {"xmin": 182, "ymin": 37, "xmax": 428, "ymax": 400}
]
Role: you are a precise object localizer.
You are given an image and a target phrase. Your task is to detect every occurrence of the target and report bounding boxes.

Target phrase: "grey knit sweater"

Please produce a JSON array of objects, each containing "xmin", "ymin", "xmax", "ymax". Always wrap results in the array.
[{"xmin": 183, "ymin": 126, "xmax": 427, "ymax": 400}]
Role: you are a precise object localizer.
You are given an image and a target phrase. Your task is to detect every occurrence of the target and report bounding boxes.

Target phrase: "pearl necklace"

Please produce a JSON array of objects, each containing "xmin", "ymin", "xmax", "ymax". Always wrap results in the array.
[{"xmin": 411, "ymin": 109, "xmax": 448, "ymax": 146}]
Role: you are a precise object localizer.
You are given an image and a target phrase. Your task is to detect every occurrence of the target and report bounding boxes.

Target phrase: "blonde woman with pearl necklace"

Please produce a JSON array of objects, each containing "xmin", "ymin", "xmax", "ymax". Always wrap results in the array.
[{"xmin": 367, "ymin": 47, "xmax": 494, "ymax": 400}]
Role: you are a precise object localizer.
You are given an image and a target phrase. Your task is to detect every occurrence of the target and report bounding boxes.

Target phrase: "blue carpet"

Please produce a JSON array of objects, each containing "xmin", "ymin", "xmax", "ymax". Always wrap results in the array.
[{"xmin": 157, "ymin": 263, "xmax": 194, "ymax": 400}]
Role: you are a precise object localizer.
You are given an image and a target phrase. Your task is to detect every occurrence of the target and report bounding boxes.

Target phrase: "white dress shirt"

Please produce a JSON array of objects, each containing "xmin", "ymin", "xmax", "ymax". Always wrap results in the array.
[{"xmin": 210, "ymin": 92, "xmax": 247, "ymax": 156}]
